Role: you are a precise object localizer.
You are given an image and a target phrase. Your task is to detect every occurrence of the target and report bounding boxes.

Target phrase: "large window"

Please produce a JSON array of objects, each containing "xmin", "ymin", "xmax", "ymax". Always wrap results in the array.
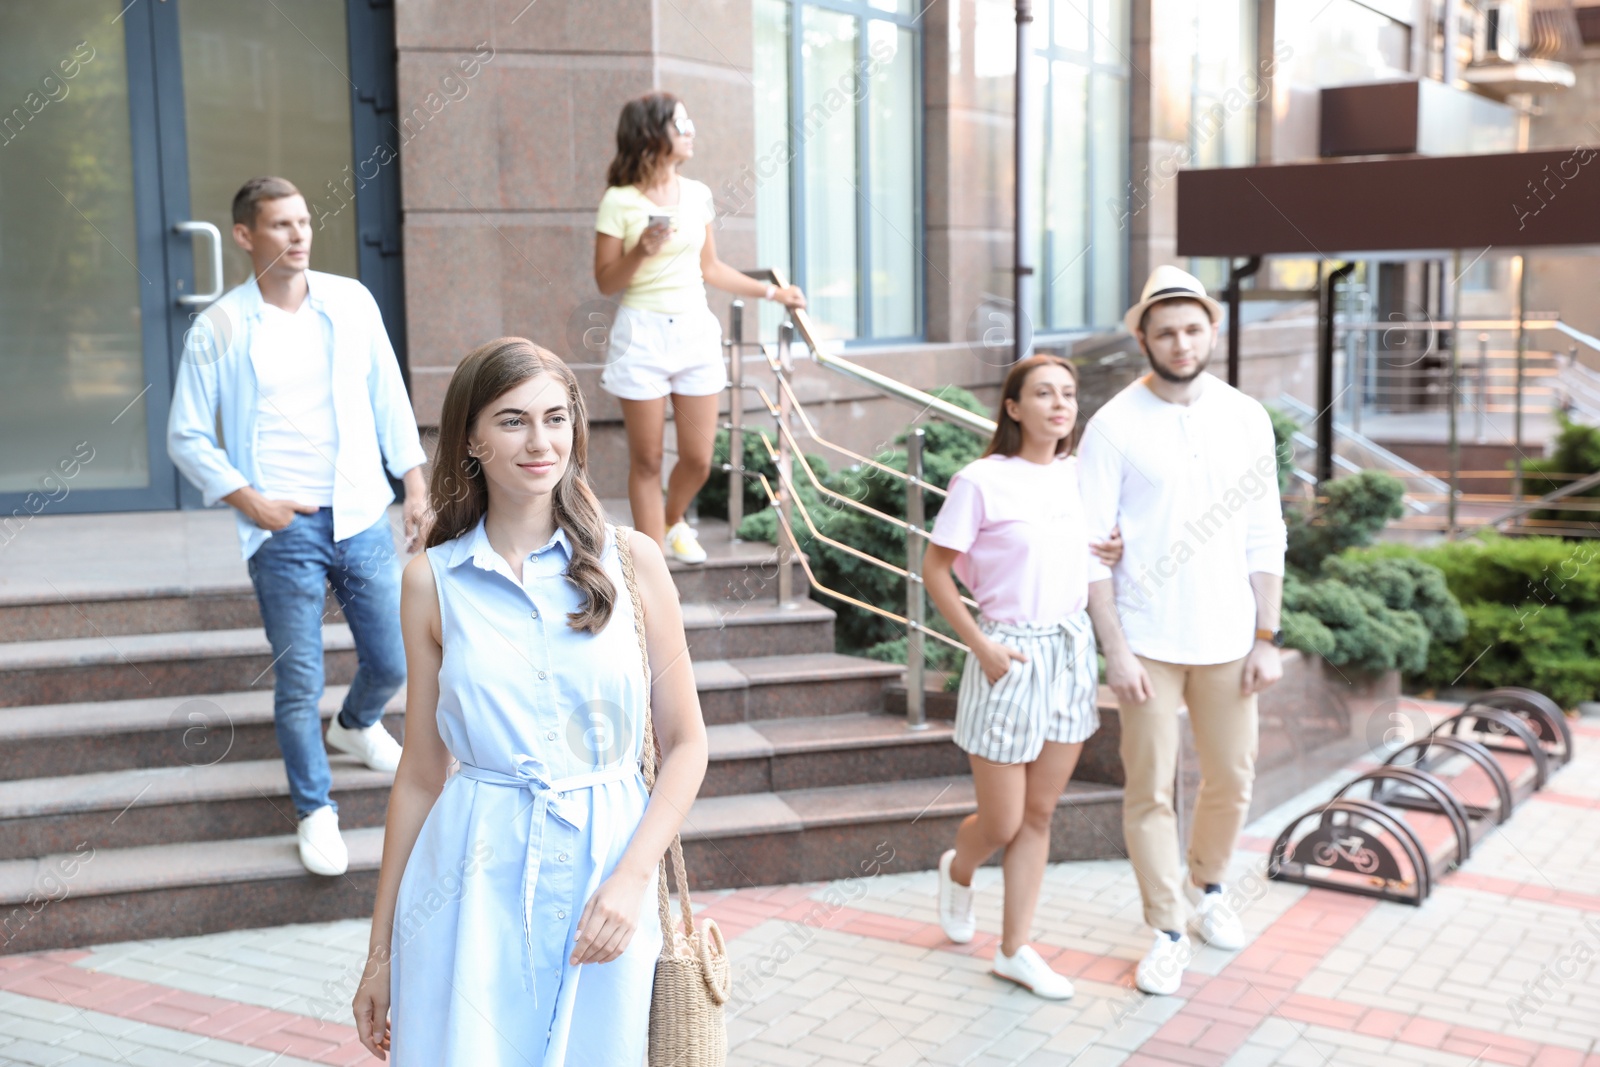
[
  {"xmin": 1188, "ymin": 0, "xmax": 1258, "ymax": 291},
  {"xmin": 1028, "ymin": 0, "xmax": 1130, "ymax": 333},
  {"xmin": 753, "ymin": 0, "xmax": 921, "ymax": 343}
]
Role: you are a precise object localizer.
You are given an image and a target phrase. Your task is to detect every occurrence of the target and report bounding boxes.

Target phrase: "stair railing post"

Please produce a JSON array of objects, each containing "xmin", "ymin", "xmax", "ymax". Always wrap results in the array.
[
  {"xmin": 1512, "ymin": 254, "xmax": 1526, "ymax": 505},
  {"xmin": 727, "ymin": 299, "xmax": 744, "ymax": 541},
  {"xmin": 905, "ymin": 428, "xmax": 928, "ymax": 731},
  {"xmin": 1446, "ymin": 250, "xmax": 1461, "ymax": 541},
  {"xmin": 775, "ymin": 319, "xmax": 795, "ymax": 606},
  {"xmin": 1476, "ymin": 332, "xmax": 1488, "ymax": 444}
]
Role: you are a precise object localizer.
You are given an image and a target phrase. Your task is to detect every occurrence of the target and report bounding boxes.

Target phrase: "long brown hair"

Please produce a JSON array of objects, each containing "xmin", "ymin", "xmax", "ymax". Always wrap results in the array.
[
  {"xmin": 605, "ymin": 91, "xmax": 680, "ymax": 188},
  {"xmin": 427, "ymin": 338, "xmax": 616, "ymax": 633},
  {"xmin": 982, "ymin": 355, "xmax": 1080, "ymax": 459}
]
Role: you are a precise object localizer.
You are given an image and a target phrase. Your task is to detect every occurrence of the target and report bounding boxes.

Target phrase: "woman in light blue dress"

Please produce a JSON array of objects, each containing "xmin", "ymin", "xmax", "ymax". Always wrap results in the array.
[{"xmin": 351, "ymin": 337, "xmax": 709, "ymax": 1064}]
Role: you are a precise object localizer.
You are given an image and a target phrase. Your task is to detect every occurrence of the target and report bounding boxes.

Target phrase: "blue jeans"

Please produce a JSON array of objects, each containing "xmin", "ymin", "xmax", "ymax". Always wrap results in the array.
[{"xmin": 247, "ymin": 509, "xmax": 405, "ymax": 817}]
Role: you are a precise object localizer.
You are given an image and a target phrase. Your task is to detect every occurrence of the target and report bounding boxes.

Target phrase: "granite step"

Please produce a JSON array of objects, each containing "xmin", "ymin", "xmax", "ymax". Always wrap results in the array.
[
  {"xmin": 0, "ymin": 518, "xmax": 792, "ymax": 642},
  {"xmin": 695, "ymin": 652, "xmax": 901, "ymax": 725},
  {"xmin": 0, "ymin": 757, "xmax": 393, "ymax": 861},
  {"xmin": 0, "ymin": 601, "xmax": 836, "ymax": 709},
  {"xmin": 0, "ymin": 687, "xmax": 402, "ymax": 782},
  {"xmin": 679, "ymin": 774, "xmax": 1127, "ymax": 891},
  {"xmin": 0, "ymin": 828, "xmax": 387, "ymax": 956},
  {"xmin": 701, "ymin": 712, "xmax": 963, "ymax": 797},
  {"xmin": 0, "ymin": 708, "xmax": 943, "ymax": 862},
  {"xmin": 0, "ymin": 651, "xmax": 896, "ymax": 781},
  {"xmin": 0, "ymin": 775, "xmax": 1127, "ymax": 955}
]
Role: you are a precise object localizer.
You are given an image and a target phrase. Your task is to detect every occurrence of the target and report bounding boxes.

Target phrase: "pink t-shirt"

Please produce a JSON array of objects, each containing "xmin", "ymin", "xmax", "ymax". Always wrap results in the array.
[{"xmin": 928, "ymin": 453, "xmax": 1089, "ymax": 625}]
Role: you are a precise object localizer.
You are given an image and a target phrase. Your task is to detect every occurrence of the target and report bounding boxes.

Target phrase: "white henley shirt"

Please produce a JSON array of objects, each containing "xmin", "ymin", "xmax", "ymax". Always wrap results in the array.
[{"xmin": 1076, "ymin": 372, "xmax": 1287, "ymax": 666}]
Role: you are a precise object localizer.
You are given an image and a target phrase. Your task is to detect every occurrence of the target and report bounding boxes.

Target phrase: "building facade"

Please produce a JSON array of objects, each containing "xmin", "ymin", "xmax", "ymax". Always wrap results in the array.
[{"xmin": 1, "ymin": 0, "xmax": 1594, "ymax": 515}]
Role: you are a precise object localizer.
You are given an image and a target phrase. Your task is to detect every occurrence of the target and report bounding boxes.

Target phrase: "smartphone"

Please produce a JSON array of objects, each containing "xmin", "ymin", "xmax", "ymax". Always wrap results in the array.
[{"xmin": 647, "ymin": 213, "xmax": 673, "ymax": 232}]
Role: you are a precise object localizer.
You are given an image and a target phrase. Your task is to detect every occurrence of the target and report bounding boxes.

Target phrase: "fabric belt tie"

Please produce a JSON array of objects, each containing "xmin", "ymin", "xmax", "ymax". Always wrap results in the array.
[
  {"xmin": 456, "ymin": 755, "xmax": 642, "ymax": 998},
  {"xmin": 981, "ymin": 612, "xmax": 1092, "ymax": 640}
]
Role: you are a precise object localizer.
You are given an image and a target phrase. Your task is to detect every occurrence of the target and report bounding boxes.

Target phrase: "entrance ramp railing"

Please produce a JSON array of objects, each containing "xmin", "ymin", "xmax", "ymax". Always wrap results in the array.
[{"xmin": 718, "ymin": 269, "xmax": 995, "ymax": 731}]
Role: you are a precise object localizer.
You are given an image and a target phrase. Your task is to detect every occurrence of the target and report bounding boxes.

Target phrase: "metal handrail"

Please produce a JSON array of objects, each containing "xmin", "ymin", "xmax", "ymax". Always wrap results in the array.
[
  {"xmin": 751, "ymin": 471, "xmax": 969, "ymax": 655},
  {"xmin": 720, "ymin": 278, "xmax": 997, "ymax": 729},
  {"xmin": 748, "ymin": 399, "xmax": 982, "ymax": 612},
  {"xmin": 753, "ymin": 430, "xmax": 980, "ymax": 621},
  {"xmin": 767, "ymin": 366, "xmax": 950, "ymax": 499},
  {"xmin": 754, "ymin": 385, "xmax": 938, "ymax": 542},
  {"xmin": 747, "ymin": 267, "xmax": 998, "ymax": 437}
]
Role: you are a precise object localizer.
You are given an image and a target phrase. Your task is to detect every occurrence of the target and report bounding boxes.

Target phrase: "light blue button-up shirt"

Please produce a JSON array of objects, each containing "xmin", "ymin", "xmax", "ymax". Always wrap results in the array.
[{"xmin": 166, "ymin": 270, "xmax": 429, "ymax": 560}]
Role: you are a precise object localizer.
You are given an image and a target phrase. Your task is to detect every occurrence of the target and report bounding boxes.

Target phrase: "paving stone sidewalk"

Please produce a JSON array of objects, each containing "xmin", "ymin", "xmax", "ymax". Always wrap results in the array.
[{"xmin": 0, "ymin": 708, "xmax": 1596, "ymax": 1066}]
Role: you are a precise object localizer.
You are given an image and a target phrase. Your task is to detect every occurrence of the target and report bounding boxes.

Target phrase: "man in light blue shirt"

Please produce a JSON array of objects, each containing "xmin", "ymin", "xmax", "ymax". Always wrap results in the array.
[{"xmin": 168, "ymin": 176, "xmax": 428, "ymax": 877}]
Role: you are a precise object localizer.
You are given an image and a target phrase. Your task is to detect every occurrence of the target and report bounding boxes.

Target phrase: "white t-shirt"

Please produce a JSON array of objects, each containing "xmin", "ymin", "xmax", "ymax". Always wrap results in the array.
[
  {"xmin": 1076, "ymin": 373, "xmax": 1287, "ymax": 665},
  {"xmin": 252, "ymin": 301, "xmax": 338, "ymax": 506},
  {"xmin": 595, "ymin": 176, "xmax": 715, "ymax": 314}
]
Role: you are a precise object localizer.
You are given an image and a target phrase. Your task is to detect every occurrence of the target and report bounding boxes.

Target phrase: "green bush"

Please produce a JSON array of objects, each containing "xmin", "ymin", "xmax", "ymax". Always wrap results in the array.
[
  {"xmin": 1281, "ymin": 554, "xmax": 1466, "ymax": 676},
  {"xmin": 1285, "ymin": 470, "xmax": 1406, "ymax": 574},
  {"xmin": 1265, "ymin": 406, "xmax": 1299, "ymax": 495},
  {"xmin": 1344, "ymin": 535, "xmax": 1600, "ymax": 706},
  {"xmin": 1522, "ymin": 414, "xmax": 1600, "ymax": 527},
  {"xmin": 1273, "ymin": 467, "xmax": 1453, "ymax": 679}
]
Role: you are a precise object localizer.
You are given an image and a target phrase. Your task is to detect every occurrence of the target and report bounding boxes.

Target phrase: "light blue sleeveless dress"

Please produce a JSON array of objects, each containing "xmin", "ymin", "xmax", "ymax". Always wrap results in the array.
[{"xmin": 389, "ymin": 518, "xmax": 660, "ymax": 1066}]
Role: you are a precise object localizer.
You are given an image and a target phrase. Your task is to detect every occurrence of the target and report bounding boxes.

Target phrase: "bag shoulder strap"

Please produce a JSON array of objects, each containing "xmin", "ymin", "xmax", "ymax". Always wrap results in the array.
[{"xmin": 613, "ymin": 524, "xmax": 698, "ymax": 945}]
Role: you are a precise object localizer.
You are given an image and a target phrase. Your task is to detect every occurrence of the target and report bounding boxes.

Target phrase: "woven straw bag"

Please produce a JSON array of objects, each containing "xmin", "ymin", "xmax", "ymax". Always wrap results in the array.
[{"xmin": 615, "ymin": 526, "xmax": 732, "ymax": 1066}]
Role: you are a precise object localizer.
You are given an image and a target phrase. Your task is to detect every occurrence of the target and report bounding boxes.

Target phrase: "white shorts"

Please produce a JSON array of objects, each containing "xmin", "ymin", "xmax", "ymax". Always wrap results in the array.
[
  {"xmin": 953, "ymin": 612, "xmax": 1100, "ymax": 764},
  {"xmin": 600, "ymin": 303, "xmax": 727, "ymax": 401}
]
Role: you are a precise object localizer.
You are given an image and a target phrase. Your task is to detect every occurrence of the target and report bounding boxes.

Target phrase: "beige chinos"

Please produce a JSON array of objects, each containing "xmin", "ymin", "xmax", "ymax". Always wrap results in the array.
[{"xmin": 1118, "ymin": 655, "xmax": 1258, "ymax": 933}]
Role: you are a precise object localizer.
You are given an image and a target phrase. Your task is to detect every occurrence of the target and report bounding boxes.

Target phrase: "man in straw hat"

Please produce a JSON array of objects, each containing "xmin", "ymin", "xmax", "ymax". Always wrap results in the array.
[{"xmin": 1077, "ymin": 266, "xmax": 1287, "ymax": 995}]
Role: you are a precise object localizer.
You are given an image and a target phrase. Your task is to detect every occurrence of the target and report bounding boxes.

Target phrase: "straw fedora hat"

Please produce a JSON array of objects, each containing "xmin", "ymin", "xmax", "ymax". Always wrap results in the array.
[{"xmin": 1123, "ymin": 265, "xmax": 1225, "ymax": 337}]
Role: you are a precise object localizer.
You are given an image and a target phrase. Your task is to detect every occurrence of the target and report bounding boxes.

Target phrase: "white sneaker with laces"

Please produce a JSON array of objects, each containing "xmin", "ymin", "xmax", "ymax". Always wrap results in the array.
[
  {"xmin": 936, "ymin": 849, "xmax": 977, "ymax": 944},
  {"xmin": 297, "ymin": 805, "xmax": 349, "ymax": 876},
  {"xmin": 1135, "ymin": 931, "xmax": 1192, "ymax": 996},
  {"xmin": 326, "ymin": 717, "xmax": 402, "ymax": 773},
  {"xmin": 992, "ymin": 944, "xmax": 1074, "ymax": 1000},
  {"xmin": 664, "ymin": 521, "xmax": 708, "ymax": 564},
  {"xmin": 1186, "ymin": 882, "xmax": 1247, "ymax": 951}
]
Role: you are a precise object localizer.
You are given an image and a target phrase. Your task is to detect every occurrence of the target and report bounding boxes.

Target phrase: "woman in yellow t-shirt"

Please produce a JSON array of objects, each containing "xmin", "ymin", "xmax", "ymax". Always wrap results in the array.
[{"xmin": 594, "ymin": 91, "xmax": 805, "ymax": 563}]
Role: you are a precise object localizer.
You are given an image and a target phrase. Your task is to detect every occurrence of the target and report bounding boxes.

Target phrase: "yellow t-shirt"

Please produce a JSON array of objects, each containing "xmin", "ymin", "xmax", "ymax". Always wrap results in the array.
[{"xmin": 595, "ymin": 177, "xmax": 715, "ymax": 314}]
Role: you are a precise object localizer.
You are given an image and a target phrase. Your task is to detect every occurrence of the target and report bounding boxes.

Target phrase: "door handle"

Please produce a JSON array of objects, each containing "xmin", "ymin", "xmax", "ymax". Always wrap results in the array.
[{"xmin": 173, "ymin": 220, "xmax": 224, "ymax": 307}]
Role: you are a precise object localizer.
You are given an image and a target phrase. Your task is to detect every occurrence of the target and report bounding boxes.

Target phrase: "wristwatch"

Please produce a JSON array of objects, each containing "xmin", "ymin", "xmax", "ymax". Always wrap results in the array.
[{"xmin": 1255, "ymin": 627, "xmax": 1285, "ymax": 647}]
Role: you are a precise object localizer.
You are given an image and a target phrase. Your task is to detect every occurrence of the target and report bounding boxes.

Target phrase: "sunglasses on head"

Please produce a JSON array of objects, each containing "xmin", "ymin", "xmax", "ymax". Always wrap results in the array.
[{"xmin": 672, "ymin": 115, "xmax": 695, "ymax": 138}]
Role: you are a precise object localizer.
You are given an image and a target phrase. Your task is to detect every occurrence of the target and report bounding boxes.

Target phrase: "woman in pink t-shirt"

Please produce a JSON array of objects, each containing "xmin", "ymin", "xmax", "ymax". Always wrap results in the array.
[{"xmin": 924, "ymin": 354, "xmax": 1119, "ymax": 1000}]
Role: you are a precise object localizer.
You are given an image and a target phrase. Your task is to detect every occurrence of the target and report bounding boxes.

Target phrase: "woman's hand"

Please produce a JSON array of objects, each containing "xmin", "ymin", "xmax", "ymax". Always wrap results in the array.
[
  {"xmin": 352, "ymin": 946, "xmax": 393, "ymax": 1060},
  {"xmin": 1090, "ymin": 524, "xmax": 1124, "ymax": 567},
  {"xmin": 571, "ymin": 867, "xmax": 650, "ymax": 965},
  {"xmin": 771, "ymin": 284, "xmax": 806, "ymax": 310},
  {"xmin": 636, "ymin": 219, "xmax": 672, "ymax": 257},
  {"xmin": 975, "ymin": 635, "xmax": 1027, "ymax": 685}
]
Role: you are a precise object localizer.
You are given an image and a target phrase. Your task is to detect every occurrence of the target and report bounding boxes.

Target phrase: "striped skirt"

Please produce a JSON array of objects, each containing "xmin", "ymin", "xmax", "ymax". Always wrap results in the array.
[{"xmin": 953, "ymin": 612, "xmax": 1100, "ymax": 764}]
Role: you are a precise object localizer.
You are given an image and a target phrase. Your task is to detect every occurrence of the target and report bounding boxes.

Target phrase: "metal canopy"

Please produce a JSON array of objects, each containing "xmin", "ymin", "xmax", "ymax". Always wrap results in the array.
[{"xmin": 1175, "ymin": 148, "xmax": 1600, "ymax": 258}]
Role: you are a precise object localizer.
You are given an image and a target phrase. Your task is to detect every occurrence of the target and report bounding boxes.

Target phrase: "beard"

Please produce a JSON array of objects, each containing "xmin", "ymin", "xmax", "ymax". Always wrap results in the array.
[{"xmin": 1144, "ymin": 342, "xmax": 1211, "ymax": 383}]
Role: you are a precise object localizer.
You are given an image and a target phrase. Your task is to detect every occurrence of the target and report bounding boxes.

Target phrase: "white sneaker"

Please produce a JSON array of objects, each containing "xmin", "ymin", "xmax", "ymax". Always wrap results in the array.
[
  {"xmin": 1187, "ymin": 882, "xmax": 1247, "ymax": 951},
  {"xmin": 297, "ymin": 805, "xmax": 349, "ymax": 876},
  {"xmin": 992, "ymin": 944, "xmax": 1075, "ymax": 1000},
  {"xmin": 1134, "ymin": 931, "xmax": 1192, "ymax": 996},
  {"xmin": 664, "ymin": 521, "xmax": 708, "ymax": 564},
  {"xmin": 936, "ymin": 849, "xmax": 977, "ymax": 944},
  {"xmin": 326, "ymin": 717, "xmax": 402, "ymax": 773}
]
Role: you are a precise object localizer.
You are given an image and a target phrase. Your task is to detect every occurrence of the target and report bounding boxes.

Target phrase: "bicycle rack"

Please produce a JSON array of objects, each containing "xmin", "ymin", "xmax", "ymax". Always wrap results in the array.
[
  {"xmin": 1269, "ymin": 687, "xmax": 1570, "ymax": 904},
  {"xmin": 1385, "ymin": 735, "xmax": 1514, "ymax": 823},
  {"xmin": 1466, "ymin": 687, "xmax": 1573, "ymax": 769},
  {"xmin": 1269, "ymin": 798, "xmax": 1431, "ymax": 905}
]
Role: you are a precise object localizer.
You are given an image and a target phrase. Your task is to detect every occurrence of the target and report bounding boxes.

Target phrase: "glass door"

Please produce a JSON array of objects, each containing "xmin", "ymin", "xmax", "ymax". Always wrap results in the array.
[
  {"xmin": 0, "ymin": 1, "xmax": 165, "ymax": 512},
  {"xmin": 0, "ymin": 0, "xmax": 371, "ymax": 518}
]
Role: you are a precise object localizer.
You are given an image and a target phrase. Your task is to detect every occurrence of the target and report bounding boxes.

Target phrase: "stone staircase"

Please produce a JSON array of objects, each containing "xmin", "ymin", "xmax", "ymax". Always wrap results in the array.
[{"xmin": 0, "ymin": 508, "xmax": 1125, "ymax": 955}]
